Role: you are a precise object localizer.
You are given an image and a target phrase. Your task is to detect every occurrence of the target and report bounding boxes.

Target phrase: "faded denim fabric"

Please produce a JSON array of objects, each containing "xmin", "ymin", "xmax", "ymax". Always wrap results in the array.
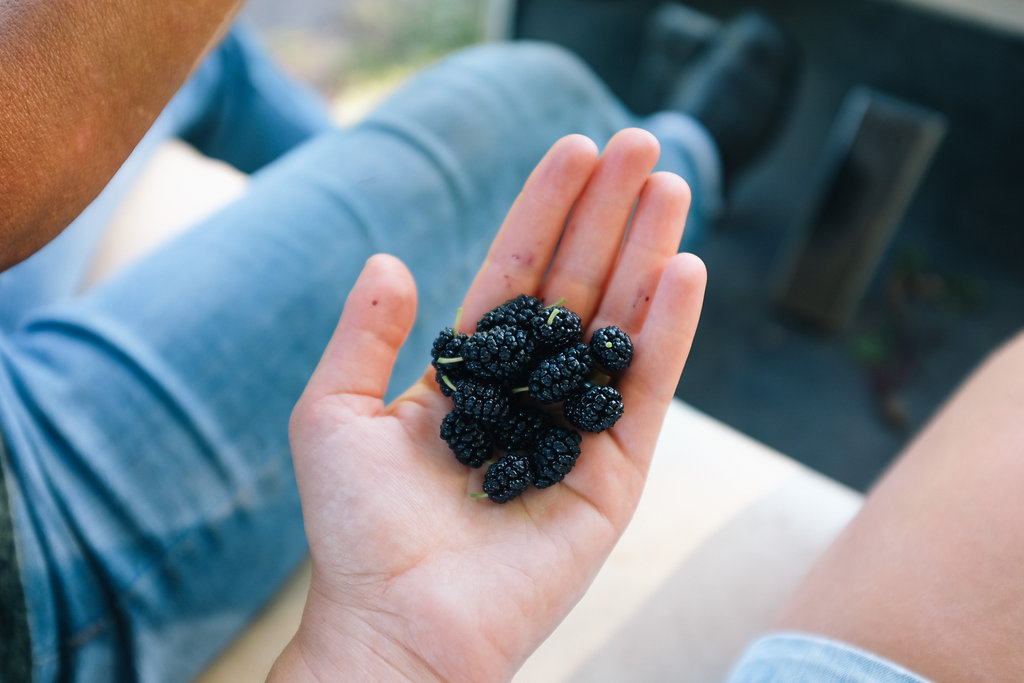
[{"xmin": 726, "ymin": 632, "xmax": 934, "ymax": 682}]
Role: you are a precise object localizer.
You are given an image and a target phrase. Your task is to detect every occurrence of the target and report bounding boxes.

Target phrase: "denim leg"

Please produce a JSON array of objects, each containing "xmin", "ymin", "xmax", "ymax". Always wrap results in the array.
[
  {"xmin": 0, "ymin": 41, "xmax": 721, "ymax": 682},
  {"xmin": 177, "ymin": 23, "xmax": 335, "ymax": 174},
  {"xmin": 726, "ymin": 633, "xmax": 935, "ymax": 682},
  {"xmin": 0, "ymin": 24, "xmax": 332, "ymax": 334}
]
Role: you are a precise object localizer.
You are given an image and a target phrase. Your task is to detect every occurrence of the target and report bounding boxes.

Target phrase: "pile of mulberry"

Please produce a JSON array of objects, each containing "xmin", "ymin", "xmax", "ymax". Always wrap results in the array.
[{"xmin": 431, "ymin": 296, "xmax": 633, "ymax": 503}]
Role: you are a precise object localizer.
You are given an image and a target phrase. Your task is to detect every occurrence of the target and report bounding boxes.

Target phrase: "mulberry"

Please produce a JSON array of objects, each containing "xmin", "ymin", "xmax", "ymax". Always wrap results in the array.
[
  {"xmin": 440, "ymin": 411, "xmax": 493, "ymax": 468},
  {"xmin": 493, "ymin": 408, "xmax": 553, "ymax": 452},
  {"xmin": 481, "ymin": 451, "xmax": 534, "ymax": 503},
  {"xmin": 431, "ymin": 292, "xmax": 634, "ymax": 504},
  {"xmin": 589, "ymin": 326, "xmax": 633, "ymax": 372},
  {"xmin": 528, "ymin": 343, "xmax": 593, "ymax": 403},
  {"xmin": 431, "ymin": 326, "xmax": 467, "ymax": 369},
  {"xmin": 531, "ymin": 305, "xmax": 582, "ymax": 351},
  {"xmin": 531, "ymin": 427, "xmax": 583, "ymax": 488},
  {"xmin": 452, "ymin": 378, "xmax": 508, "ymax": 422},
  {"xmin": 462, "ymin": 324, "xmax": 535, "ymax": 381},
  {"xmin": 564, "ymin": 384, "xmax": 624, "ymax": 433},
  {"xmin": 476, "ymin": 294, "xmax": 545, "ymax": 332},
  {"xmin": 435, "ymin": 368, "xmax": 458, "ymax": 397}
]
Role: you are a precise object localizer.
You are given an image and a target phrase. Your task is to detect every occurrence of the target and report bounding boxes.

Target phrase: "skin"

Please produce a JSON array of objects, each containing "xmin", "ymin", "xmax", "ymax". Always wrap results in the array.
[
  {"xmin": 0, "ymin": 0, "xmax": 244, "ymax": 270},
  {"xmin": 773, "ymin": 329, "xmax": 1024, "ymax": 681},
  {"xmin": 267, "ymin": 129, "xmax": 707, "ymax": 682}
]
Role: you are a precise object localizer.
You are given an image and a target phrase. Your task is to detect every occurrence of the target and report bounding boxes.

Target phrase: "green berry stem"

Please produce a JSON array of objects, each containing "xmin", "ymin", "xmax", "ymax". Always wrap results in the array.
[
  {"xmin": 453, "ymin": 307, "xmax": 464, "ymax": 332},
  {"xmin": 511, "ymin": 386, "xmax": 530, "ymax": 394},
  {"xmin": 546, "ymin": 307, "xmax": 560, "ymax": 326},
  {"xmin": 441, "ymin": 374, "xmax": 458, "ymax": 392},
  {"xmin": 545, "ymin": 297, "xmax": 567, "ymax": 310},
  {"xmin": 470, "ymin": 493, "xmax": 489, "ymax": 499},
  {"xmin": 437, "ymin": 356, "xmax": 464, "ymax": 364}
]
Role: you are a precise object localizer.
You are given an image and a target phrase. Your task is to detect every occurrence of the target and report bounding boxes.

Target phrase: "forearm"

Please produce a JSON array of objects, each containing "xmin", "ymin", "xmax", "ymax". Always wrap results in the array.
[{"xmin": 0, "ymin": 0, "xmax": 244, "ymax": 270}]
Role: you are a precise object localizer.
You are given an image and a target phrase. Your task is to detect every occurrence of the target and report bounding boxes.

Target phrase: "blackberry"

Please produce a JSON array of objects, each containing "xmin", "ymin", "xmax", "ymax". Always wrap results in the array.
[
  {"xmin": 589, "ymin": 326, "xmax": 633, "ymax": 372},
  {"xmin": 564, "ymin": 384, "xmax": 624, "ymax": 433},
  {"xmin": 531, "ymin": 305, "xmax": 582, "ymax": 352},
  {"xmin": 452, "ymin": 378, "xmax": 509, "ymax": 422},
  {"xmin": 481, "ymin": 451, "xmax": 534, "ymax": 503},
  {"xmin": 530, "ymin": 426, "xmax": 583, "ymax": 488},
  {"xmin": 476, "ymin": 294, "xmax": 545, "ymax": 332},
  {"xmin": 527, "ymin": 343, "xmax": 593, "ymax": 403},
  {"xmin": 440, "ymin": 411, "xmax": 493, "ymax": 468},
  {"xmin": 431, "ymin": 326, "xmax": 468, "ymax": 370},
  {"xmin": 461, "ymin": 324, "xmax": 535, "ymax": 381},
  {"xmin": 493, "ymin": 408, "xmax": 553, "ymax": 452}
]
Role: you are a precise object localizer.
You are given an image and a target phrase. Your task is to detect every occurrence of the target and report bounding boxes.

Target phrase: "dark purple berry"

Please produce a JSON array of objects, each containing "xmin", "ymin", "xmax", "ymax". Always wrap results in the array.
[
  {"xmin": 528, "ymin": 343, "xmax": 593, "ymax": 403},
  {"xmin": 493, "ymin": 408, "xmax": 553, "ymax": 452},
  {"xmin": 435, "ymin": 369, "xmax": 458, "ymax": 397},
  {"xmin": 452, "ymin": 378, "xmax": 508, "ymax": 422},
  {"xmin": 440, "ymin": 411, "xmax": 493, "ymax": 468},
  {"xmin": 482, "ymin": 452, "xmax": 534, "ymax": 503},
  {"xmin": 530, "ymin": 426, "xmax": 583, "ymax": 488},
  {"xmin": 461, "ymin": 324, "xmax": 535, "ymax": 381},
  {"xmin": 476, "ymin": 294, "xmax": 545, "ymax": 333},
  {"xmin": 431, "ymin": 327, "xmax": 468, "ymax": 370},
  {"xmin": 564, "ymin": 384, "xmax": 624, "ymax": 433},
  {"xmin": 531, "ymin": 305, "xmax": 582, "ymax": 351},
  {"xmin": 589, "ymin": 326, "xmax": 633, "ymax": 372}
]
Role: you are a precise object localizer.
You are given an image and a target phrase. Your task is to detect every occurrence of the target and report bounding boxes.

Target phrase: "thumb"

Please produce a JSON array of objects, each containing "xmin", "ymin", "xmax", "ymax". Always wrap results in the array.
[{"xmin": 301, "ymin": 253, "xmax": 418, "ymax": 407}]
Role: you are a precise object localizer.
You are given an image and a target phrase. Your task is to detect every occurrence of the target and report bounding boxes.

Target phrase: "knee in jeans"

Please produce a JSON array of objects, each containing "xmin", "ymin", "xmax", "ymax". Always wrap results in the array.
[
  {"xmin": 455, "ymin": 40, "xmax": 608, "ymax": 100},
  {"xmin": 506, "ymin": 40, "xmax": 597, "ymax": 81}
]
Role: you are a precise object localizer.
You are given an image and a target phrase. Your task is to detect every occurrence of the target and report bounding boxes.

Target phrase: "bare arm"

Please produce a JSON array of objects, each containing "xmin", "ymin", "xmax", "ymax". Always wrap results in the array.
[
  {"xmin": 0, "ymin": 0, "xmax": 244, "ymax": 270},
  {"xmin": 774, "ymin": 330, "xmax": 1024, "ymax": 680}
]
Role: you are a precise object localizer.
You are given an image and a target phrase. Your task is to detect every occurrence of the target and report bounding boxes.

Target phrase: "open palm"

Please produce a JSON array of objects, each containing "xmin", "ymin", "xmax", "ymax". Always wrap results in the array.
[{"xmin": 274, "ymin": 129, "xmax": 707, "ymax": 682}]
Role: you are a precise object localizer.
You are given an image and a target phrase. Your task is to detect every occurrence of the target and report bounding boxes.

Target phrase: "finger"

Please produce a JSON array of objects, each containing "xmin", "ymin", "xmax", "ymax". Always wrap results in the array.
[
  {"xmin": 540, "ymin": 128, "xmax": 661, "ymax": 322},
  {"xmin": 301, "ymin": 253, "xmax": 418, "ymax": 406},
  {"xmin": 615, "ymin": 252, "xmax": 707, "ymax": 467},
  {"xmin": 562, "ymin": 252, "xmax": 705, "ymax": 527},
  {"xmin": 460, "ymin": 134, "xmax": 599, "ymax": 329},
  {"xmin": 589, "ymin": 171, "xmax": 691, "ymax": 334}
]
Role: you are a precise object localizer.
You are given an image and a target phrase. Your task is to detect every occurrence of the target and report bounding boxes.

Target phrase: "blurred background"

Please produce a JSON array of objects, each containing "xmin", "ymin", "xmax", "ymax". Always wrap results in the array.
[
  {"xmin": 240, "ymin": 0, "xmax": 1024, "ymax": 492},
  {"xmin": 240, "ymin": 0, "xmax": 492, "ymax": 123}
]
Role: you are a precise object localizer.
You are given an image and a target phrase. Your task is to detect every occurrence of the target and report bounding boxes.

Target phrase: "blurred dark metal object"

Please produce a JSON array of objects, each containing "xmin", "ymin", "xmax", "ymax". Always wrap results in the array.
[{"xmin": 774, "ymin": 87, "xmax": 947, "ymax": 332}]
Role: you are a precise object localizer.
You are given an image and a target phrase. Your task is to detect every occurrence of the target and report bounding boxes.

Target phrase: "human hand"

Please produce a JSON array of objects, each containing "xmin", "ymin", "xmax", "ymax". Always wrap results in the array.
[{"xmin": 269, "ymin": 129, "xmax": 706, "ymax": 682}]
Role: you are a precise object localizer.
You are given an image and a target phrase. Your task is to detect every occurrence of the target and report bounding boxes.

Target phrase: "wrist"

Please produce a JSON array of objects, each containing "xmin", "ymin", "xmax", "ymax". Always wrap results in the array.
[
  {"xmin": 266, "ymin": 637, "xmax": 321, "ymax": 683},
  {"xmin": 269, "ymin": 584, "xmax": 445, "ymax": 683}
]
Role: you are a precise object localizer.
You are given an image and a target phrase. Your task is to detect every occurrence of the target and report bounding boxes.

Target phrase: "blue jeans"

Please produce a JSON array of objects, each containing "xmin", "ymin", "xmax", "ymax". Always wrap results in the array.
[
  {"xmin": 0, "ymin": 26, "xmax": 720, "ymax": 683},
  {"xmin": 726, "ymin": 633, "xmax": 934, "ymax": 682}
]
